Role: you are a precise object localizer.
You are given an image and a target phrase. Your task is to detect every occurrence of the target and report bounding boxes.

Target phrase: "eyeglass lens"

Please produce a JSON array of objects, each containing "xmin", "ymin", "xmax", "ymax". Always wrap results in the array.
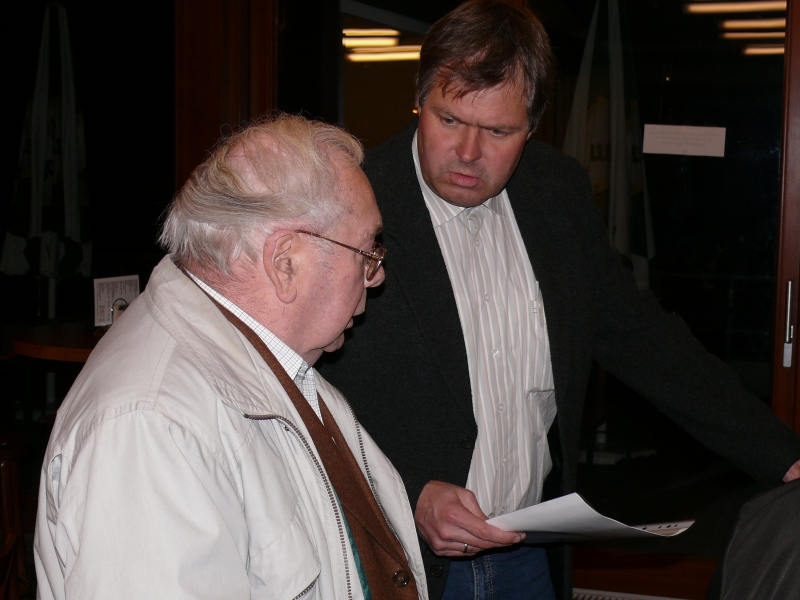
[{"xmin": 365, "ymin": 247, "xmax": 385, "ymax": 281}]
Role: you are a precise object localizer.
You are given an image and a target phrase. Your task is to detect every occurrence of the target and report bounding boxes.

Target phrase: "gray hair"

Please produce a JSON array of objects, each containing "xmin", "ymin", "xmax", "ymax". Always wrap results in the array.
[{"xmin": 159, "ymin": 113, "xmax": 364, "ymax": 274}]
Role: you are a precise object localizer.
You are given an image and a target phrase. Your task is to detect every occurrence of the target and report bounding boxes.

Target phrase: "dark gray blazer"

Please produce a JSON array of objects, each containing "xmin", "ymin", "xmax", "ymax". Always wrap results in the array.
[{"xmin": 318, "ymin": 121, "xmax": 800, "ymax": 599}]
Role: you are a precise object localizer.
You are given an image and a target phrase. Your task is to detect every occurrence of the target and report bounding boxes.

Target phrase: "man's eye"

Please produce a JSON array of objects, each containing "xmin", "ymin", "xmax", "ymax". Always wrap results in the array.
[
  {"xmin": 491, "ymin": 129, "xmax": 507, "ymax": 137},
  {"xmin": 442, "ymin": 117, "xmax": 456, "ymax": 125}
]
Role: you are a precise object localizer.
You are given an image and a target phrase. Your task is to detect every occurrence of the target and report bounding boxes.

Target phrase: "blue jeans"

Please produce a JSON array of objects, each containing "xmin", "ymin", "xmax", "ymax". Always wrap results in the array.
[{"xmin": 441, "ymin": 545, "xmax": 556, "ymax": 600}]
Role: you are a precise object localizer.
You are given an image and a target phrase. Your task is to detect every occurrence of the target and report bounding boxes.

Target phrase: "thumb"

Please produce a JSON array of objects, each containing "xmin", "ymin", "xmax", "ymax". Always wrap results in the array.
[{"xmin": 455, "ymin": 487, "xmax": 489, "ymax": 520}]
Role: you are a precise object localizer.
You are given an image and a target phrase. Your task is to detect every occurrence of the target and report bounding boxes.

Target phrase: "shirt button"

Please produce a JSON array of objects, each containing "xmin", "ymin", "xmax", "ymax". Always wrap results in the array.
[
  {"xmin": 392, "ymin": 570, "xmax": 410, "ymax": 587},
  {"xmin": 483, "ymin": 293, "xmax": 490, "ymax": 302},
  {"xmin": 460, "ymin": 437, "xmax": 474, "ymax": 449},
  {"xmin": 502, "ymin": 456, "xmax": 508, "ymax": 464},
  {"xmin": 492, "ymin": 349, "xmax": 500, "ymax": 358},
  {"xmin": 430, "ymin": 565, "xmax": 444, "ymax": 578},
  {"xmin": 474, "ymin": 239, "xmax": 481, "ymax": 247},
  {"xmin": 498, "ymin": 403, "xmax": 505, "ymax": 411}
]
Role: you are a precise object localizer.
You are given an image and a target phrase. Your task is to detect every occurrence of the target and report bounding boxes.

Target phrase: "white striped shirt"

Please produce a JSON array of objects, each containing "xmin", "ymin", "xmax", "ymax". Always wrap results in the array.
[
  {"xmin": 187, "ymin": 272, "xmax": 322, "ymax": 419},
  {"xmin": 413, "ymin": 132, "xmax": 557, "ymax": 518}
]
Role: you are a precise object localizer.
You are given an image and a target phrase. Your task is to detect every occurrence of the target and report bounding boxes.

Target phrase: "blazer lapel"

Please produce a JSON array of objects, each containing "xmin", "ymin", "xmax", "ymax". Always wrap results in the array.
[
  {"xmin": 373, "ymin": 126, "xmax": 473, "ymax": 422},
  {"xmin": 506, "ymin": 152, "xmax": 574, "ymax": 420}
]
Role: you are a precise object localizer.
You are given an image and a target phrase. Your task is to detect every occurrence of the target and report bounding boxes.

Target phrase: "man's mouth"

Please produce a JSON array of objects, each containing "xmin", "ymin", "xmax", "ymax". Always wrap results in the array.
[{"xmin": 449, "ymin": 172, "xmax": 481, "ymax": 188}]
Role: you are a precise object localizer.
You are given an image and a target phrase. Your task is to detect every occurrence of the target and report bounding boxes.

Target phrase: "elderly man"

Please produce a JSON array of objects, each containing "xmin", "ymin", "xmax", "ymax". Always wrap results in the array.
[
  {"xmin": 318, "ymin": 1, "xmax": 800, "ymax": 599},
  {"xmin": 34, "ymin": 115, "xmax": 427, "ymax": 600}
]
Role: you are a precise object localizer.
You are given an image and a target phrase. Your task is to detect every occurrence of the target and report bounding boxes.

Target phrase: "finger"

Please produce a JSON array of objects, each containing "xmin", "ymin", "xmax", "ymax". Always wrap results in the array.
[
  {"xmin": 454, "ymin": 488, "xmax": 489, "ymax": 520},
  {"xmin": 424, "ymin": 506, "xmax": 523, "ymax": 551},
  {"xmin": 448, "ymin": 509, "xmax": 523, "ymax": 547},
  {"xmin": 783, "ymin": 459, "xmax": 800, "ymax": 482},
  {"xmin": 436, "ymin": 542, "xmax": 479, "ymax": 558},
  {"xmin": 424, "ymin": 526, "xmax": 523, "ymax": 555}
]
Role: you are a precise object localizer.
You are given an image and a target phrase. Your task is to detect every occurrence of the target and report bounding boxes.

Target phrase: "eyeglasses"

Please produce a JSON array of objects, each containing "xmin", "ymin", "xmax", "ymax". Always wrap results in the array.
[{"xmin": 295, "ymin": 230, "xmax": 386, "ymax": 281}]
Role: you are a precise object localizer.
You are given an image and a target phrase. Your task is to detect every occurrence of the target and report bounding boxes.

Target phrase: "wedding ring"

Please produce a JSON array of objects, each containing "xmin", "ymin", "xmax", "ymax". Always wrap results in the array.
[{"xmin": 463, "ymin": 543, "xmax": 469, "ymax": 553}]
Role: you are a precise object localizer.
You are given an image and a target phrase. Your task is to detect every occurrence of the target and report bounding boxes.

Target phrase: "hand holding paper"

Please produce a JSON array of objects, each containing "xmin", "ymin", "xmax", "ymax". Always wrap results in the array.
[{"xmin": 414, "ymin": 481, "xmax": 525, "ymax": 556}]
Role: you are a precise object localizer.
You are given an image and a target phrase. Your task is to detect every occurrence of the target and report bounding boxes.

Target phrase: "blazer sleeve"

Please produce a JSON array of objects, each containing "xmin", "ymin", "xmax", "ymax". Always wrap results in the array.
[{"xmin": 571, "ymin": 175, "xmax": 800, "ymax": 483}]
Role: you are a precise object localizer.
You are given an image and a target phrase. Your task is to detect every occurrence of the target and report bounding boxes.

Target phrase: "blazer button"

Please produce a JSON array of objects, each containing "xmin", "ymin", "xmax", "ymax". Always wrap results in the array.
[
  {"xmin": 430, "ymin": 565, "xmax": 444, "ymax": 578},
  {"xmin": 460, "ymin": 437, "xmax": 474, "ymax": 449},
  {"xmin": 392, "ymin": 569, "xmax": 410, "ymax": 587}
]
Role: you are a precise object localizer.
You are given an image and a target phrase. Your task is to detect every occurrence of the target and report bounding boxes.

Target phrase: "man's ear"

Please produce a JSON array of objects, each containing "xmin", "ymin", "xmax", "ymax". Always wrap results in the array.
[{"xmin": 263, "ymin": 232, "xmax": 298, "ymax": 304}]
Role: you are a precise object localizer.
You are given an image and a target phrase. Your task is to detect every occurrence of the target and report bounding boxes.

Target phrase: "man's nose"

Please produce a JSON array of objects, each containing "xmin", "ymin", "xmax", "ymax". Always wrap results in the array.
[{"xmin": 456, "ymin": 128, "xmax": 482, "ymax": 164}]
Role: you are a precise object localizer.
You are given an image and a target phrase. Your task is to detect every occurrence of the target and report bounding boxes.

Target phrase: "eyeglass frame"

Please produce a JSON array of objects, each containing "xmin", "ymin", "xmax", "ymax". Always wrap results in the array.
[{"xmin": 294, "ymin": 230, "xmax": 386, "ymax": 281}]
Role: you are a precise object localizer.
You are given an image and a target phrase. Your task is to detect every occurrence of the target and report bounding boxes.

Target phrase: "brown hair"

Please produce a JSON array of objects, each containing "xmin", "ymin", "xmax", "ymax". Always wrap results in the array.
[{"xmin": 416, "ymin": 0, "xmax": 554, "ymax": 129}]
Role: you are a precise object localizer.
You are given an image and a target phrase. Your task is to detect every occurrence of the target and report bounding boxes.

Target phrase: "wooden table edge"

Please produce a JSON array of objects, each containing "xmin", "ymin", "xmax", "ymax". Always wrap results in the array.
[{"xmin": 12, "ymin": 339, "xmax": 93, "ymax": 363}]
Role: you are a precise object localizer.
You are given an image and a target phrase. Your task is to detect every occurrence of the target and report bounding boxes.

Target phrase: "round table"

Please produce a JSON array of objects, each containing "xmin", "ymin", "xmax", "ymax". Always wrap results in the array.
[{"xmin": 12, "ymin": 322, "xmax": 104, "ymax": 363}]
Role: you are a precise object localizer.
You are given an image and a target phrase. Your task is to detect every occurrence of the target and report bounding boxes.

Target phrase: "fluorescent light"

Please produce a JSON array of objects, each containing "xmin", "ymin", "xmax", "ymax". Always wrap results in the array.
[
  {"xmin": 743, "ymin": 43, "xmax": 785, "ymax": 54},
  {"xmin": 346, "ymin": 45, "xmax": 422, "ymax": 61},
  {"xmin": 720, "ymin": 17, "xmax": 786, "ymax": 27},
  {"xmin": 349, "ymin": 45, "xmax": 421, "ymax": 54},
  {"xmin": 343, "ymin": 28, "xmax": 400, "ymax": 37},
  {"xmin": 342, "ymin": 37, "xmax": 400, "ymax": 48},
  {"xmin": 347, "ymin": 52, "xmax": 421, "ymax": 62},
  {"xmin": 721, "ymin": 30, "xmax": 785, "ymax": 38},
  {"xmin": 684, "ymin": 1, "xmax": 786, "ymax": 14}
]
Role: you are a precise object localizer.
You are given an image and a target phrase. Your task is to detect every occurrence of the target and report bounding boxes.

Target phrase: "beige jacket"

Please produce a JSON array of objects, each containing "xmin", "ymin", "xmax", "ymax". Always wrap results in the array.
[{"xmin": 34, "ymin": 256, "xmax": 428, "ymax": 600}]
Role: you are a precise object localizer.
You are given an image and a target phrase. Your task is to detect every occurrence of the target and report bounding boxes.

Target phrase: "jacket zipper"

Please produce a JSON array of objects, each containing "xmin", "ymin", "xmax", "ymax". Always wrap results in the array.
[
  {"xmin": 338, "ymin": 394, "xmax": 398, "ymax": 538},
  {"xmin": 292, "ymin": 577, "xmax": 318, "ymax": 600},
  {"xmin": 245, "ymin": 413, "xmax": 352, "ymax": 600}
]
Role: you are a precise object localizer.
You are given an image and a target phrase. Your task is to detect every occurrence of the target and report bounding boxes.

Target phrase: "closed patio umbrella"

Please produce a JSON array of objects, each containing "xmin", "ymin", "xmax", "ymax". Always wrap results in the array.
[
  {"xmin": 562, "ymin": 0, "xmax": 654, "ymax": 290},
  {"xmin": 1, "ymin": 3, "xmax": 90, "ymax": 318}
]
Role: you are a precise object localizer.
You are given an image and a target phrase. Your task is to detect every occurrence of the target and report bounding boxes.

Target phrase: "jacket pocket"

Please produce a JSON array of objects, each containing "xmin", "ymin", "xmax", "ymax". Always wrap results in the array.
[{"xmin": 248, "ymin": 503, "xmax": 321, "ymax": 600}]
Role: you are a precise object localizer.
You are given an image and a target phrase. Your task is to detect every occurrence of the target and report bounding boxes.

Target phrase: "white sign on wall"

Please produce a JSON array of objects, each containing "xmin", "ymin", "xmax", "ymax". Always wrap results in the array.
[
  {"xmin": 94, "ymin": 275, "xmax": 140, "ymax": 326},
  {"xmin": 643, "ymin": 124, "xmax": 726, "ymax": 157}
]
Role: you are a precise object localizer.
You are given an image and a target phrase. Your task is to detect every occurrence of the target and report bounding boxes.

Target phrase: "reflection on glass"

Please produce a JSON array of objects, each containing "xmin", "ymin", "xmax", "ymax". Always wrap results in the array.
[{"xmin": 341, "ymin": 14, "xmax": 424, "ymax": 147}]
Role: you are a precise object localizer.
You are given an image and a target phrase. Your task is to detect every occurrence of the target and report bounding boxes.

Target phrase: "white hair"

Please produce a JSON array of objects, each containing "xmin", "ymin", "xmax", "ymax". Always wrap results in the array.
[{"xmin": 159, "ymin": 113, "xmax": 364, "ymax": 275}]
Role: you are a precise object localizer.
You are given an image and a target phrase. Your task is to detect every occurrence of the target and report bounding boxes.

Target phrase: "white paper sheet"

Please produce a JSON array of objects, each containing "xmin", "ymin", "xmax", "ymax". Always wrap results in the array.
[
  {"xmin": 642, "ymin": 124, "xmax": 726, "ymax": 157},
  {"xmin": 486, "ymin": 493, "xmax": 693, "ymax": 544}
]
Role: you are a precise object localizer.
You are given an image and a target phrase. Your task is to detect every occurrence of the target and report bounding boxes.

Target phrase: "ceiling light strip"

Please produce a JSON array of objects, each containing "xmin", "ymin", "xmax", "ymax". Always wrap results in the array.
[
  {"xmin": 350, "ymin": 45, "xmax": 422, "ymax": 54},
  {"xmin": 721, "ymin": 30, "xmax": 785, "ymax": 38},
  {"xmin": 743, "ymin": 43, "xmax": 786, "ymax": 53},
  {"xmin": 342, "ymin": 28, "xmax": 400, "ymax": 37},
  {"xmin": 346, "ymin": 52, "xmax": 421, "ymax": 62},
  {"xmin": 720, "ymin": 17, "xmax": 786, "ymax": 27},
  {"xmin": 342, "ymin": 37, "xmax": 400, "ymax": 48},
  {"xmin": 685, "ymin": 1, "xmax": 787, "ymax": 14}
]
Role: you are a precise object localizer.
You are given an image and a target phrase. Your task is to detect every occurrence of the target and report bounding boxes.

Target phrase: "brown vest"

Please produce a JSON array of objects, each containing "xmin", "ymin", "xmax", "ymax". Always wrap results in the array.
[{"xmin": 212, "ymin": 300, "xmax": 418, "ymax": 599}]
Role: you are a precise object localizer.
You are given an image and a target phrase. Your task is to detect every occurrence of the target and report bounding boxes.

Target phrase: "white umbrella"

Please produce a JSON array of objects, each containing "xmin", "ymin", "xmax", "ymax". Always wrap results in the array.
[
  {"xmin": 562, "ymin": 0, "xmax": 654, "ymax": 290},
  {"xmin": 1, "ymin": 3, "xmax": 90, "ymax": 317}
]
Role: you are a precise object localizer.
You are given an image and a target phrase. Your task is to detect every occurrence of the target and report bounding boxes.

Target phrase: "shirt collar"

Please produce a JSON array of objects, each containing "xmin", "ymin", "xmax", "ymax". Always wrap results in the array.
[{"xmin": 412, "ymin": 129, "xmax": 507, "ymax": 228}]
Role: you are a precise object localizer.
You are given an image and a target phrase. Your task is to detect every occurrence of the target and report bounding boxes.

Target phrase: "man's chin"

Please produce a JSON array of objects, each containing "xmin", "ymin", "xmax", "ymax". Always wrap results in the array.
[
  {"xmin": 322, "ymin": 334, "xmax": 345, "ymax": 354},
  {"xmin": 438, "ymin": 182, "xmax": 491, "ymax": 208}
]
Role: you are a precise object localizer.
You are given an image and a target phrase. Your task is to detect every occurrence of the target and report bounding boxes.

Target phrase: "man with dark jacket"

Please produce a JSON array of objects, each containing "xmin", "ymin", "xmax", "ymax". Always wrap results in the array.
[{"xmin": 319, "ymin": 1, "xmax": 800, "ymax": 599}]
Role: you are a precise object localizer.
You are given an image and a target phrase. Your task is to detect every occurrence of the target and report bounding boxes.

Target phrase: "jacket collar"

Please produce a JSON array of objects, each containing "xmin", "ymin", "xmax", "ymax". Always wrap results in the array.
[{"xmin": 143, "ymin": 256, "xmax": 300, "ymax": 420}]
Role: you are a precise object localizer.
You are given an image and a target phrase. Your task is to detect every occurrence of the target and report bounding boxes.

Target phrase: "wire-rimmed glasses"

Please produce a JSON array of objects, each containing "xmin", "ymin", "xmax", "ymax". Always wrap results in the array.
[{"xmin": 295, "ymin": 230, "xmax": 386, "ymax": 281}]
